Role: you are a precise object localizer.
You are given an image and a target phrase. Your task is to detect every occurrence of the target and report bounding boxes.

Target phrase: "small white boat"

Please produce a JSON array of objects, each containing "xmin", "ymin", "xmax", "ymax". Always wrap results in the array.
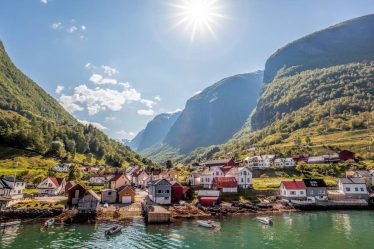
[
  {"xmin": 0, "ymin": 220, "xmax": 21, "ymax": 227},
  {"xmin": 197, "ymin": 220, "xmax": 219, "ymax": 228},
  {"xmin": 44, "ymin": 218, "xmax": 55, "ymax": 227},
  {"xmin": 105, "ymin": 225, "xmax": 123, "ymax": 235},
  {"xmin": 256, "ymin": 217, "xmax": 273, "ymax": 225}
]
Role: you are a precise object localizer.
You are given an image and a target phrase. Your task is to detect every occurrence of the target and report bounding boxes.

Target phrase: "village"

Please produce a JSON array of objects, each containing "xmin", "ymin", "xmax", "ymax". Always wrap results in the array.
[{"xmin": 1, "ymin": 149, "xmax": 374, "ymax": 226}]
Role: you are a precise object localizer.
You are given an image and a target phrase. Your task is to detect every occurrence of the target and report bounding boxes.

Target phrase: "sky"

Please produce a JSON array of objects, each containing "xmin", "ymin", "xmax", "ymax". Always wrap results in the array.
[{"xmin": 1, "ymin": 0, "xmax": 374, "ymax": 141}]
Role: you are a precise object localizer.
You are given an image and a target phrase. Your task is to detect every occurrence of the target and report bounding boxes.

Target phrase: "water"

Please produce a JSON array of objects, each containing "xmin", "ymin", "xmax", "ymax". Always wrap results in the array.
[{"xmin": 1, "ymin": 211, "xmax": 374, "ymax": 249}]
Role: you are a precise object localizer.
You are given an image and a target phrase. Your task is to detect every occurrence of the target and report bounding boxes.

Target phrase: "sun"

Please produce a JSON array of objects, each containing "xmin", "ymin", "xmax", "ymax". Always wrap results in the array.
[{"xmin": 171, "ymin": 0, "xmax": 225, "ymax": 42}]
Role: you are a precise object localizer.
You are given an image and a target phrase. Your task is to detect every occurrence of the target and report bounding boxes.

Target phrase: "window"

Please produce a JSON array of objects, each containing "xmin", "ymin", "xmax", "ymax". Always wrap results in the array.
[
  {"xmin": 310, "ymin": 190, "xmax": 314, "ymax": 195},
  {"xmin": 247, "ymin": 178, "xmax": 250, "ymax": 182},
  {"xmin": 355, "ymin": 187, "xmax": 358, "ymax": 192},
  {"xmin": 158, "ymin": 190, "xmax": 162, "ymax": 194},
  {"xmin": 360, "ymin": 188, "xmax": 364, "ymax": 192},
  {"xmin": 241, "ymin": 179, "xmax": 244, "ymax": 183},
  {"xmin": 166, "ymin": 190, "xmax": 170, "ymax": 193},
  {"xmin": 290, "ymin": 191, "xmax": 296, "ymax": 195},
  {"xmin": 108, "ymin": 191, "xmax": 111, "ymax": 195},
  {"xmin": 346, "ymin": 187, "xmax": 350, "ymax": 192},
  {"xmin": 300, "ymin": 191, "xmax": 304, "ymax": 195}
]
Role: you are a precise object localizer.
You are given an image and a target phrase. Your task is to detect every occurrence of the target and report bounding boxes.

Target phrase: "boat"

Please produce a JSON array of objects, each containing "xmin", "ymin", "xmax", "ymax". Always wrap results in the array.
[
  {"xmin": 105, "ymin": 225, "xmax": 123, "ymax": 235},
  {"xmin": 44, "ymin": 218, "xmax": 55, "ymax": 227},
  {"xmin": 0, "ymin": 220, "xmax": 21, "ymax": 228},
  {"xmin": 197, "ymin": 220, "xmax": 219, "ymax": 228},
  {"xmin": 256, "ymin": 217, "xmax": 273, "ymax": 225}
]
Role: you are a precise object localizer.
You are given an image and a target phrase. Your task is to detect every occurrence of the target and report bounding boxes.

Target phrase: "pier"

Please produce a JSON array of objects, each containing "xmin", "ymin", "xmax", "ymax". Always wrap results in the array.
[{"xmin": 143, "ymin": 202, "xmax": 171, "ymax": 224}]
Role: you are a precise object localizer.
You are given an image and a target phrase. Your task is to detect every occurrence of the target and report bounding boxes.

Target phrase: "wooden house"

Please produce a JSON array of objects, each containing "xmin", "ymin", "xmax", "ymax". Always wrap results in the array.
[
  {"xmin": 280, "ymin": 180, "xmax": 306, "ymax": 200},
  {"xmin": 101, "ymin": 189, "xmax": 117, "ymax": 204},
  {"xmin": 37, "ymin": 177, "xmax": 66, "ymax": 195},
  {"xmin": 171, "ymin": 182, "xmax": 184, "ymax": 203},
  {"xmin": 117, "ymin": 185, "xmax": 136, "ymax": 204},
  {"xmin": 212, "ymin": 177, "xmax": 238, "ymax": 193},
  {"xmin": 197, "ymin": 190, "xmax": 221, "ymax": 206},
  {"xmin": 67, "ymin": 184, "xmax": 86, "ymax": 206},
  {"xmin": 106, "ymin": 173, "xmax": 130, "ymax": 189},
  {"xmin": 78, "ymin": 190, "xmax": 100, "ymax": 212},
  {"xmin": 148, "ymin": 179, "xmax": 172, "ymax": 205},
  {"xmin": 338, "ymin": 177, "xmax": 368, "ymax": 199},
  {"xmin": 302, "ymin": 179, "xmax": 327, "ymax": 200},
  {"xmin": 338, "ymin": 150, "xmax": 355, "ymax": 161}
]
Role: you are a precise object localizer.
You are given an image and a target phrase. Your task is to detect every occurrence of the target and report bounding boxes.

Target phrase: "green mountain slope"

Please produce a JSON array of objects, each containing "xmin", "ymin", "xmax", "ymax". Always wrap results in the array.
[
  {"xmin": 0, "ymin": 40, "xmax": 149, "ymax": 168},
  {"xmin": 164, "ymin": 71, "xmax": 263, "ymax": 153},
  {"xmin": 263, "ymin": 14, "xmax": 374, "ymax": 83}
]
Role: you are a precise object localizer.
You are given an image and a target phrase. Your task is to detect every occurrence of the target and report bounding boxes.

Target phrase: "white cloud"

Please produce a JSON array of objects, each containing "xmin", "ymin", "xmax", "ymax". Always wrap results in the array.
[
  {"xmin": 62, "ymin": 84, "xmax": 141, "ymax": 115},
  {"xmin": 85, "ymin": 63, "xmax": 92, "ymax": 69},
  {"xmin": 100, "ymin": 78, "xmax": 117, "ymax": 85},
  {"xmin": 116, "ymin": 130, "xmax": 135, "ymax": 139},
  {"xmin": 81, "ymin": 25, "xmax": 86, "ymax": 31},
  {"xmin": 40, "ymin": 0, "xmax": 48, "ymax": 4},
  {"xmin": 154, "ymin": 96, "xmax": 161, "ymax": 102},
  {"xmin": 55, "ymin": 85, "xmax": 64, "ymax": 95},
  {"xmin": 78, "ymin": 119, "xmax": 107, "ymax": 130},
  {"xmin": 104, "ymin": 116, "xmax": 117, "ymax": 122},
  {"xmin": 137, "ymin": 109, "xmax": 155, "ymax": 116},
  {"xmin": 68, "ymin": 25, "xmax": 78, "ymax": 33},
  {"xmin": 101, "ymin": 65, "xmax": 118, "ymax": 76},
  {"xmin": 89, "ymin": 73, "xmax": 103, "ymax": 84},
  {"xmin": 50, "ymin": 22, "xmax": 62, "ymax": 30},
  {"xmin": 59, "ymin": 95, "xmax": 84, "ymax": 113},
  {"xmin": 165, "ymin": 108, "xmax": 182, "ymax": 114},
  {"xmin": 140, "ymin": 99, "xmax": 156, "ymax": 109}
]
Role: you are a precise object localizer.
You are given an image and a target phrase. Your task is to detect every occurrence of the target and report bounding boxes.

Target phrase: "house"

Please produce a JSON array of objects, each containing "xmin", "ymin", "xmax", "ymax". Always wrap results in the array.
[
  {"xmin": 171, "ymin": 182, "xmax": 184, "ymax": 203},
  {"xmin": 212, "ymin": 177, "xmax": 238, "ymax": 193},
  {"xmin": 53, "ymin": 163, "xmax": 71, "ymax": 173},
  {"xmin": 280, "ymin": 180, "xmax": 307, "ymax": 200},
  {"xmin": 302, "ymin": 179, "xmax": 328, "ymax": 200},
  {"xmin": 197, "ymin": 190, "xmax": 221, "ymax": 206},
  {"xmin": 78, "ymin": 190, "xmax": 101, "ymax": 212},
  {"xmin": 65, "ymin": 181, "xmax": 75, "ymax": 193},
  {"xmin": 159, "ymin": 168, "xmax": 179, "ymax": 183},
  {"xmin": 106, "ymin": 173, "xmax": 130, "ymax": 189},
  {"xmin": 126, "ymin": 165, "xmax": 140, "ymax": 181},
  {"xmin": 338, "ymin": 177, "xmax": 368, "ymax": 199},
  {"xmin": 274, "ymin": 158, "xmax": 296, "ymax": 168},
  {"xmin": 190, "ymin": 162, "xmax": 203, "ymax": 169},
  {"xmin": 117, "ymin": 185, "xmax": 136, "ymax": 204},
  {"xmin": 131, "ymin": 170, "xmax": 149, "ymax": 188},
  {"xmin": 292, "ymin": 155, "xmax": 309, "ymax": 163},
  {"xmin": 244, "ymin": 155, "xmax": 275, "ymax": 169},
  {"xmin": 203, "ymin": 159, "xmax": 235, "ymax": 168},
  {"xmin": 89, "ymin": 174, "xmax": 106, "ymax": 186},
  {"xmin": 37, "ymin": 177, "xmax": 66, "ymax": 195},
  {"xmin": 200, "ymin": 166, "xmax": 224, "ymax": 189},
  {"xmin": 186, "ymin": 172, "xmax": 201, "ymax": 187},
  {"xmin": 0, "ymin": 176, "xmax": 25, "ymax": 208},
  {"xmin": 80, "ymin": 166, "xmax": 99, "ymax": 172},
  {"xmin": 339, "ymin": 150, "xmax": 355, "ymax": 161},
  {"xmin": 307, "ymin": 156, "xmax": 325, "ymax": 164},
  {"xmin": 237, "ymin": 167, "xmax": 253, "ymax": 189},
  {"xmin": 101, "ymin": 189, "xmax": 117, "ymax": 204},
  {"xmin": 67, "ymin": 184, "xmax": 86, "ymax": 206},
  {"xmin": 322, "ymin": 154, "xmax": 341, "ymax": 163},
  {"xmin": 148, "ymin": 179, "xmax": 172, "ymax": 205}
]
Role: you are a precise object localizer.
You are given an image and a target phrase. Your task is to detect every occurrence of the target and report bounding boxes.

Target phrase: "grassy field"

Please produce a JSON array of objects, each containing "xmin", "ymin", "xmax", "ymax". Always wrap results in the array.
[{"xmin": 253, "ymin": 176, "xmax": 338, "ymax": 190}]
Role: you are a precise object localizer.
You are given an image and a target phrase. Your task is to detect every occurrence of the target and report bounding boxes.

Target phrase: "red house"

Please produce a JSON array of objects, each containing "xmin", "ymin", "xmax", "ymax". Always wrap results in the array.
[
  {"xmin": 198, "ymin": 190, "xmax": 221, "ymax": 206},
  {"xmin": 212, "ymin": 177, "xmax": 238, "ymax": 193},
  {"xmin": 171, "ymin": 182, "xmax": 184, "ymax": 203},
  {"xmin": 67, "ymin": 184, "xmax": 86, "ymax": 206},
  {"xmin": 338, "ymin": 150, "xmax": 355, "ymax": 161},
  {"xmin": 65, "ymin": 181, "xmax": 75, "ymax": 193}
]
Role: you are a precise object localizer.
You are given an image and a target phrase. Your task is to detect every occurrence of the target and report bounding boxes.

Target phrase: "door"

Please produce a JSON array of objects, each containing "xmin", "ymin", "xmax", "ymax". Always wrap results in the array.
[{"xmin": 122, "ymin": 196, "xmax": 132, "ymax": 204}]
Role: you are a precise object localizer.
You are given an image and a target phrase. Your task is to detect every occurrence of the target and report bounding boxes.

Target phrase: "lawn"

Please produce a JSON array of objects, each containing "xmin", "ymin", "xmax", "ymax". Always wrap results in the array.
[{"xmin": 12, "ymin": 200, "xmax": 64, "ymax": 209}]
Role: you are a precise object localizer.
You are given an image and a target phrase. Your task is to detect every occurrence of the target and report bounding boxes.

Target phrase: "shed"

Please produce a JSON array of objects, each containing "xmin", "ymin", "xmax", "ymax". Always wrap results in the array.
[
  {"xmin": 171, "ymin": 182, "xmax": 184, "ymax": 203},
  {"xmin": 67, "ymin": 184, "xmax": 86, "ymax": 205},
  {"xmin": 101, "ymin": 189, "xmax": 117, "ymax": 204},
  {"xmin": 117, "ymin": 185, "xmax": 136, "ymax": 204},
  {"xmin": 339, "ymin": 150, "xmax": 355, "ymax": 161},
  {"xmin": 212, "ymin": 177, "xmax": 238, "ymax": 193},
  {"xmin": 197, "ymin": 190, "xmax": 221, "ymax": 206},
  {"xmin": 78, "ymin": 190, "xmax": 100, "ymax": 211},
  {"xmin": 65, "ymin": 181, "xmax": 75, "ymax": 193}
]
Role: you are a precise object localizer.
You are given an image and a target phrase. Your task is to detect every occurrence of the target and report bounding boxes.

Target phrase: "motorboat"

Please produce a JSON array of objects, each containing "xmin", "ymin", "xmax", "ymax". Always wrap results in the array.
[
  {"xmin": 105, "ymin": 225, "xmax": 123, "ymax": 235},
  {"xmin": 256, "ymin": 217, "xmax": 273, "ymax": 225},
  {"xmin": 44, "ymin": 218, "xmax": 55, "ymax": 227},
  {"xmin": 0, "ymin": 220, "xmax": 21, "ymax": 228},
  {"xmin": 197, "ymin": 220, "xmax": 219, "ymax": 228}
]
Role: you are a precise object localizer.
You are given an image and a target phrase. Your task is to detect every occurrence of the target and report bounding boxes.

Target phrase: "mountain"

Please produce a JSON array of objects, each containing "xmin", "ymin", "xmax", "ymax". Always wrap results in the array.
[
  {"xmin": 128, "ymin": 111, "xmax": 181, "ymax": 152},
  {"xmin": 0, "ymin": 40, "xmax": 149, "ymax": 168},
  {"xmin": 163, "ymin": 71, "xmax": 264, "ymax": 153},
  {"xmin": 123, "ymin": 129, "xmax": 144, "ymax": 150},
  {"xmin": 184, "ymin": 14, "xmax": 374, "ymax": 163},
  {"xmin": 263, "ymin": 14, "xmax": 374, "ymax": 83}
]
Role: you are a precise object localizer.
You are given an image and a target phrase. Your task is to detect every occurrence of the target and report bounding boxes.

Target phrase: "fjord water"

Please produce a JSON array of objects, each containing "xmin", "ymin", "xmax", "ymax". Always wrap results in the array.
[{"xmin": 1, "ymin": 211, "xmax": 373, "ymax": 249}]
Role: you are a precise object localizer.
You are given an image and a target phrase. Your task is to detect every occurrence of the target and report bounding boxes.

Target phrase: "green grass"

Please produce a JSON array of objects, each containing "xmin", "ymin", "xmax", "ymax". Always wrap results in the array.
[
  {"xmin": 253, "ymin": 176, "xmax": 338, "ymax": 190},
  {"xmin": 12, "ymin": 200, "xmax": 64, "ymax": 209}
]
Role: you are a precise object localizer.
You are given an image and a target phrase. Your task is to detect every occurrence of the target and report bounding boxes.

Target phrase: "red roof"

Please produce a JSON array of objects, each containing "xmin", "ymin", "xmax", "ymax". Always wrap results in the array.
[
  {"xmin": 110, "ymin": 173, "xmax": 124, "ymax": 182},
  {"xmin": 281, "ymin": 180, "xmax": 306, "ymax": 190},
  {"xmin": 212, "ymin": 177, "xmax": 238, "ymax": 188},
  {"xmin": 132, "ymin": 170, "xmax": 143, "ymax": 177},
  {"xmin": 49, "ymin": 177, "xmax": 64, "ymax": 187}
]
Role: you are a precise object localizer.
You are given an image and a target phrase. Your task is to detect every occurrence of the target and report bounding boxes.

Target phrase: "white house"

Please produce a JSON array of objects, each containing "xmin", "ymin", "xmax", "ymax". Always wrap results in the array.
[
  {"xmin": 0, "ymin": 176, "xmax": 25, "ymax": 207},
  {"xmin": 274, "ymin": 158, "xmax": 296, "ymax": 168},
  {"xmin": 238, "ymin": 167, "xmax": 253, "ymax": 188},
  {"xmin": 37, "ymin": 177, "xmax": 66, "ymax": 195},
  {"xmin": 200, "ymin": 166, "xmax": 224, "ymax": 189},
  {"xmin": 131, "ymin": 170, "xmax": 149, "ymax": 188},
  {"xmin": 53, "ymin": 163, "xmax": 71, "ymax": 173},
  {"xmin": 244, "ymin": 155, "xmax": 275, "ymax": 169},
  {"xmin": 186, "ymin": 172, "xmax": 202, "ymax": 186},
  {"xmin": 338, "ymin": 177, "xmax": 368, "ymax": 199},
  {"xmin": 89, "ymin": 174, "xmax": 106, "ymax": 186},
  {"xmin": 280, "ymin": 180, "xmax": 307, "ymax": 200}
]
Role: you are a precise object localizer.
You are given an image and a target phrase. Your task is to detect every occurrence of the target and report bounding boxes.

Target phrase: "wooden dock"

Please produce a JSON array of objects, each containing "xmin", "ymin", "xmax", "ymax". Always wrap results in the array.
[{"xmin": 143, "ymin": 202, "xmax": 171, "ymax": 224}]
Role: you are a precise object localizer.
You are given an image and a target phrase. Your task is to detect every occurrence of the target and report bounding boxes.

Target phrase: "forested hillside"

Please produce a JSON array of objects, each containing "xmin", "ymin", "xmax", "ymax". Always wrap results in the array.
[{"xmin": 0, "ymin": 40, "xmax": 149, "ymax": 168}]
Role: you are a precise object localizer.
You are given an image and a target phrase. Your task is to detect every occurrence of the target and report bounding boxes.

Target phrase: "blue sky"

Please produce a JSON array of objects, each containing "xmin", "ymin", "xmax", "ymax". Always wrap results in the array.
[{"xmin": 1, "ymin": 0, "xmax": 373, "ymax": 140}]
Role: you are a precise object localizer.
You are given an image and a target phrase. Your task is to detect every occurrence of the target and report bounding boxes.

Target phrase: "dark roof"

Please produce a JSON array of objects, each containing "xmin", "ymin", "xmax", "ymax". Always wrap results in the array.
[
  {"xmin": 116, "ymin": 185, "xmax": 135, "ymax": 193},
  {"xmin": 303, "ymin": 179, "xmax": 327, "ymax": 188},
  {"xmin": 110, "ymin": 173, "xmax": 124, "ymax": 182},
  {"xmin": 204, "ymin": 159, "xmax": 232, "ymax": 165},
  {"xmin": 340, "ymin": 177, "xmax": 366, "ymax": 184},
  {"xmin": 2, "ymin": 176, "xmax": 23, "ymax": 182},
  {"xmin": 148, "ymin": 179, "xmax": 172, "ymax": 186},
  {"xmin": 0, "ymin": 178, "xmax": 11, "ymax": 189}
]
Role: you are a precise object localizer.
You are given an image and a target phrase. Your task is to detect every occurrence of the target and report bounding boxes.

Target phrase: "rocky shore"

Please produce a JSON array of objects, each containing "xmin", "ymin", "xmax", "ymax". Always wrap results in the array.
[{"xmin": 0, "ymin": 208, "xmax": 63, "ymax": 221}]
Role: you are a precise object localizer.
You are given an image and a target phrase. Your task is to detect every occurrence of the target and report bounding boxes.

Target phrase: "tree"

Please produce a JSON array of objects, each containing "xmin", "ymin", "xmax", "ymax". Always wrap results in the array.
[
  {"xmin": 67, "ymin": 165, "xmax": 82, "ymax": 182},
  {"xmin": 166, "ymin": 160, "xmax": 173, "ymax": 169},
  {"xmin": 305, "ymin": 136, "xmax": 311, "ymax": 145}
]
